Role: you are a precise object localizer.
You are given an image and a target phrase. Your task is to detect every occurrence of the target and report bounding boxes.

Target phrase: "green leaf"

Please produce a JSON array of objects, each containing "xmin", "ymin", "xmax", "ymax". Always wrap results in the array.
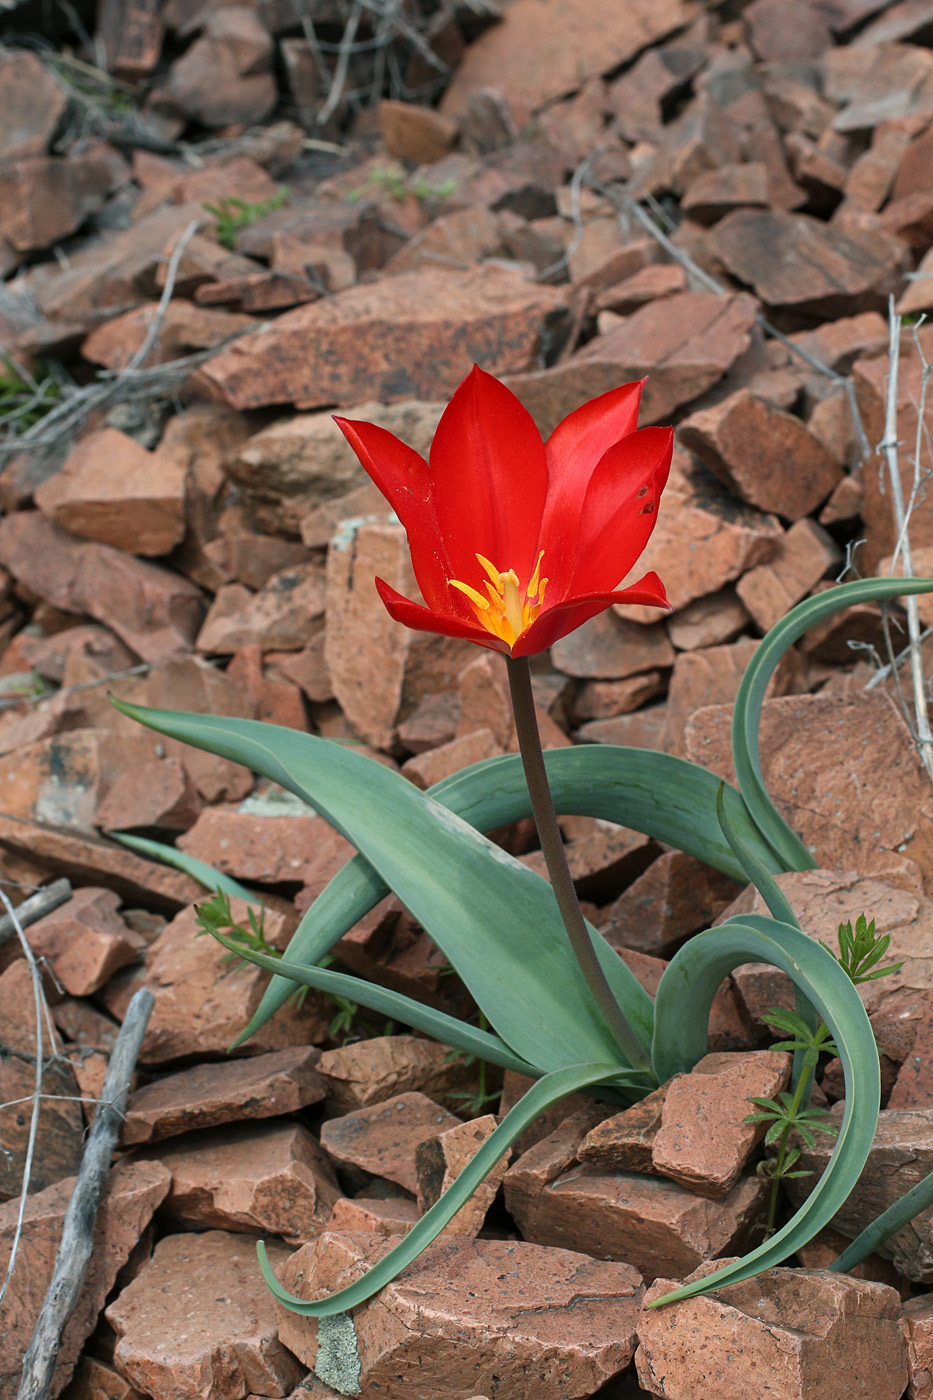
[
  {"xmin": 240, "ymin": 744, "xmax": 783, "ymax": 1047},
  {"xmin": 831, "ymin": 1168, "xmax": 933, "ymax": 1273},
  {"xmin": 110, "ymin": 702, "xmax": 653, "ymax": 1075},
  {"xmin": 648, "ymin": 914, "xmax": 880, "ymax": 1307},
  {"xmin": 258, "ymin": 1060, "xmax": 625, "ymax": 1316},
  {"xmin": 114, "ymin": 832, "xmax": 259, "ymax": 904},
  {"xmin": 732, "ymin": 577, "xmax": 933, "ymax": 870}
]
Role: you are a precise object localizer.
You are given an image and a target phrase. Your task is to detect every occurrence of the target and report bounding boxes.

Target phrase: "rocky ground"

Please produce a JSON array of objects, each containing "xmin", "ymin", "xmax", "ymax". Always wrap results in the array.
[{"xmin": 3, "ymin": 0, "xmax": 933, "ymax": 1397}]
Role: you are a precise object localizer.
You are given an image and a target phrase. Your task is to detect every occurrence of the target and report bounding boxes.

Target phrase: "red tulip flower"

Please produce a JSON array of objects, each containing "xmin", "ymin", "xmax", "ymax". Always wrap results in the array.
[{"xmin": 335, "ymin": 366, "xmax": 673, "ymax": 657}]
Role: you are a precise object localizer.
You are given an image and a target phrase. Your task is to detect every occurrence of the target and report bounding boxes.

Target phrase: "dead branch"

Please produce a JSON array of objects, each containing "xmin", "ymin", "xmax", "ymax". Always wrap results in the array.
[
  {"xmin": 879, "ymin": 299, "xmax": 933, "ymax": 781},
  {"xmin": 0, "ymin": 879, "xmax": 72, "ymax": 951},
  {"xmin": 17, "ymin": 986, "xmax": 154, "ymax": 1400}
]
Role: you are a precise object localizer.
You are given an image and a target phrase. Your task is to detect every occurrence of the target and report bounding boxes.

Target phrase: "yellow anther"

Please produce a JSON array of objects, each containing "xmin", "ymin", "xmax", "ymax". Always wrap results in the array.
[{"xmin": 448, "ymin": 551, "xmax": 549, "ymax": 650}]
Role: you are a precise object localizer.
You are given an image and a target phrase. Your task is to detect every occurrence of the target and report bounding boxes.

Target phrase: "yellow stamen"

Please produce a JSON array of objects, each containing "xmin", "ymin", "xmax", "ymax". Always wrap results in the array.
[{"xmin": 448, "ymin": 551, "xmax": 549, "ymax": 649}]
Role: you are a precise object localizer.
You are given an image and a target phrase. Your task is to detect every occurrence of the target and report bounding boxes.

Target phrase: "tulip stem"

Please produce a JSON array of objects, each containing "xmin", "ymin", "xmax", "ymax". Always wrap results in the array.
[{"xmin": 505, "ymin": 656, "xmax": 653, "ymax": 1073}]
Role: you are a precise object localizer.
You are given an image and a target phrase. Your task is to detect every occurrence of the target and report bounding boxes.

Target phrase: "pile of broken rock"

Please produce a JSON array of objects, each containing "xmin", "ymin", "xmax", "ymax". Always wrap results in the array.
[{"xmin": 4, "ymin": 0, "xmax": 933, "ymax": 1396}]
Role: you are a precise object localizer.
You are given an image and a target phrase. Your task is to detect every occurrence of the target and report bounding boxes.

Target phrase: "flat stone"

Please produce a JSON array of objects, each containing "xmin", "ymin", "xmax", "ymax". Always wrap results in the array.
[
  {"xmin": 196, "ymin": 561, "xmax": 326, "ymax": 655},
  {"xmin": 94, "ymin": 757, "xmax": 202, "ymax": 833},
  {"xmin": 551, "ymin": 612, "xmax": 675, "ymax": 680},
  {"xmin": 890, "ymin": 997, "xmax": 933, "ymax": 1109},
  {"xmin": 663, "ymin": 637, "xmax": 804, "ymax": 758},
  {"xmin": 401, "ymin": 728, "xmax": 504, "ymax": 789},
  {"xmin": 232, "ymin": 400, "xmax": 442, "ymax": 536},
  {"xmin": 320, "ymin": 1092, "xmax": 462, "ymax": 1194},
  {"xmin": 666, "ymin": 588, "xmax": 750, "ymax": 651},
  {"xmin": 713, "ymin": 208, "xmax": 902, "ymax": 315},
  {"xmin": 415, "ymin": 1114, "xmax": 507, "ymax": 1237},
  {"xmin": 122, "ymin": 1046, "xmax": 325, "ymax": 1144},
  {"xmin": 81, "ymin": 300, "xmax": 255, "ymax": 371},
  {"xmin": 578, "ymin": 1083, "xmax": 671, "ymax": 1172},
  {"xmin": 176, "ymin": 805, "xmax": 349, "ymax": 887},
  {"xmin": 0, "ymin": 513, "xmax": 204, "ymax": 663},
  {"xmin": 24, "ymin": 886, "xmax": 146, "ymax": 996},
  {"xmin": 678, "ymin": 391, "xmax": 843, "ymax": 520},
  {"xmin": 619, "ymin": 451, "xmax": 783, "ymax": 622},
  {"xmin": 900, "ymin": 1293, "xmax": 933, "ymax": 1400},
  {"xmin": 506, "ymin": 292, "xmax": 759, "ymax": 437},
  {"xmin": 439, "ymin": 0, "xmax": 697, "ymax": 120},
  {"xmin": 66, "ymin": 1354, "xmax": 146, "ymax": 1400},
  {"xmin": 0, "ymin": 1051, "xmax": 85, "ymax": 1201},
  {"xmin": 833, "ymin": 41, "xmax": 933, "ymax": 132},
  {"xmin": 107, "ymin": 1230, "xmax": 303, "ymax": 1400},
  {"xmin": 324, "ymin": 519, "xmax": 415, "ymax": 751},
  {"xmin": 138, "ymin": 1120, "xmax": 340, "ymax": 1244},
  {"xmin": 504, "ymin": 1111, "xmax": 767, "ymax": 1283},
  {"xmin": 736, "ymin": 518, "xmax": 843, "ymax": 631},
  {"xmin": 571, "ymin": 673, "xmax": 668, "ymax": 723},
  {"xmin": 138, "ymin": 655, "xmax": 256, "ymax": 804},
  {"xmin": 0, "ymin": 811, "xmax": 203, "ymax": 912},
  {"xmin": 685, "ymin": 690, "xmax": 933, "ymax": 887},
  {"xmin": 316, "ymin": 1035, "xmax": 477, "ymax": 1116},
  {"xmin": 162, "ymin": 6, "xmax": 277, "ymax": 128},
  {"xmin": 636, "ymin": 1262, "xmax": 907, "ymax": 1399},
  {"xmin": 140, "ymin": 899, "xmax": 326, "ymax": 1065},
  {"xmin": 0, "ymin": 1159, "xmax": 170, "ymax": 1399},
  {"xmin": 192, "ymin": 266, "xmax": 567, "ymax": 411},
  {"xmin": 745, "ymin": 0, "xmax": 834, "ymax": 58},
  {"xmin": 277, "ymin": 1231, "xmax": 643, "ymax": 1400},
  {"xmin": 326, "ymin": 1195, "xmax": 420, "ymax": 1238},
  {"xmin": 0, "ymin": 51, "xmax": 69, "ymax": 160},
  {"xmin": 0, "ymin": 145, "xmax": 127, "ymax": 259},
  {"xmin": 596, "ymin": 263, "xmax": 688, "ymax": 315},
  {"xmin": 599, "ymin": 850, "xmax": 743, "ymax": 958},
  {"xmin": 576, "ymin": 707, "xmax": 669, "ymax": 748},
  {"xmin": 651, "ymin": 1051, "xmax": 792, "ymax": 1198}
]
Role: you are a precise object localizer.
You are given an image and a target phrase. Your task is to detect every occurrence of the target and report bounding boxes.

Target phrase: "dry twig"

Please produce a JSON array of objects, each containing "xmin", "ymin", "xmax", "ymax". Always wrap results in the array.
[{"xmin": 18, "ymin": 986, "xmax": 154, "ymax": 1400}]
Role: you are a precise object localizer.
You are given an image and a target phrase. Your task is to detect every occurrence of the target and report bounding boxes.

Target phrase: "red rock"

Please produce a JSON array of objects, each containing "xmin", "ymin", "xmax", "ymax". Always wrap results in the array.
[
  {"xmin": 278, "ymin": 1231, "xmax": 643, "ymax": 1400},
  {"xmin": 596, "ymin": 263, "xmax": 688, "ymax": 314},
  {"xmin": 397, "ymin": 690, "xmax": 460, "ymax": 754},
  {"xmin": 666, "ymin": 588, "xmax": 749, "ymax": 651},
  {"xmin": 35, "ymin": 427, "xmax": 186, "ymax": 556},
  {"xmin": 177, "ymin": 804, "xmax": 351, "ymax": 887},
  {"xmin": 316, "ymin": 1034, "xmax": 478, "ymax": 1116},
  {"xmin": 0, "ymin": 51, "xmax": 69, "ymax": 160},
  {"xmin": 326, "ymin": 1195, "xmax": 420, "ymax": 1238},
  {"xmin": 578, "ymin": 1083, "xmax": 671, "ymax": 1172},
  {"xmin": 23, "ymin": 886, "xmax": 145, "ymax": 996},
  {"xmin": 576, "ymin": 707, "xmax": 669, "ymax": 748},
  {"xmin": 551, "ymin": 612, "xmax": 674, "ymax": 680},
  {"xmin": 193, "ymin": 266, "xmax": 567, "ymax": 411},
  {"xmin": 232, "ymin": 399, "xmax": 442, "ymax": 536},
  {"xmin": 226, "ymin": 644, "xmax": 307, "ymax": 730},
  {"xmin": 651, "ymin": 1050, "xmax": 792, "ymax": 1198},
  {"xmin": 320, "ymin": 1092, "xmax": 463, "ymax": 1194},
  {"xmin": 379, "ymin": 100, "xmax": 458, "ymax": 162},
  {"xmin": 663, "ymin": 637, "xmax": 804, "ymax": 757},
  {"xmin": 204, "ymin": 535, "xmax": 314, "ymax": 593},
  {"xmin": 736, "ymin": 519, "xmax": 843, "ymax": 632},
  {"xmin": 897, "ymin": 244, "xmax": 933, "ymax": 315},
  {"xmin": 0, "ymin": 145, "xmax": 128, "ymax": 258},
  {"xmin": 107, "ymin": 1231, "xmax": 303, "ymax": 1400},
  {"xmin": 323, "ymin": 519, "xmax": 415, "ymax": 751},
  {"xmin": 162, "ymin": 6, "xmax": 277, "ymax": 128},
  {"xmin": 504, "ymin": 1123, "xmax": 768, "ymax": 1283},
  {"xmin": 0, "ymin": 513, "xmax": 204, "ymax": 662},
  {"xmin": 843, "ymin": 122, "xmax": 913, "ymax": 212},
  {"xmin": 81, "ymin": 299, "xmax": 255, "ymax": 370},
  {"xmin": 94, "ymin": 757, "xmax": 202, "ymax": 833},
  {"xmin": 890, "ymin": 998, "xmax": 933, "ymax": 1109},
  {"xmin": 600, "ymin": 851, "xmax": 743, "ymax": 957},
  {"xmin": 678, "ymin": 391, "xmax": 843, "ymax": 520},
  {"xmin": 713, "ymin": 208, "xmax": 902, "ymax": 315},
  {"xmin": 139, "ymin": 654, "xmax": 257, "ymax": 803},
  {"xmin": 567, "ymin": 222, "xmax": 658, "ymax": 294},
  {"xmin": 833, "ymin": 42, "xmax": 933, "ymax": 133},
  {"xmin": 67, "ymin": 1355, "xmax": 145, "ymax": 1400},
  {"xmin": 900, "ymin": 1293, "xmax": 933, "ymax": 1400},
  {"xmin": 681, "ymin": 161, "xmax": 770, "ymax": 223},
  {"xmin": 122, "ymin": 1045, "xmax": 325, "ymax": 1144},
  {"xmin": 386, "ymin": 205, "xmax": 504, "ymax": 276},
  {"xmin": 893, "ymin": 122, "xmax": 933, "ymax": 201},
  {"xmin": 571, "ymin": 673, "xmax": 667, "ymax": 723},
  {"xmin": 98, "ymin": 0, "xmax": 163, "ymax": 78},
  {"xmin": 636, "ymin": 1262, "xmax": 907, "ymax": 1400},
  {"xmin": 141, "ymin": 1120, "xmax": 340, "ymax": 1243},
  {"xmin": 687, "ymin": 690, "xmax": 933, "ymax": 888},
  {"xmin": 788, "ymin": 309, "xmax": 888, "ymax": 372},
  {"xmin": 606, "ymin": 45, "xmax": 706, "ymax": 143},
  {"xmin": 506, "ymin": 292, "xmax": 759, "ymax": 437},
  {"xmin": 140, "ymin": 899, "xmax": 327, "ymax": 1064},
  {"xmin": 0, "ymin": 1160, "xmax": 170, "ymax": 1399},
  {"xmin": 196, "ymin": 561, "xmax": 326, "ymax": 655},
  {"xmin": 0, "ymin": 1047, "xmax": 86, "ymax": 1201},
  {"xmin": 415, "ymin": 1114, "xmax": 508, "ymax": 1236},
  {"xmin": 744, "ymin": 0, "xmax": 833, "ymax": 57}
]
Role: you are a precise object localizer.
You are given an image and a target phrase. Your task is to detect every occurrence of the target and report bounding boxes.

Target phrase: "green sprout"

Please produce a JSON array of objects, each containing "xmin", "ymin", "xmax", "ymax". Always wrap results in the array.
[
  {"xmin": 203, "ymin": 188, "xmax": 290, "ymax": 250},
  {"xmin": 0, "ymin": 356, "xmax": 62, "ymax": 432}
]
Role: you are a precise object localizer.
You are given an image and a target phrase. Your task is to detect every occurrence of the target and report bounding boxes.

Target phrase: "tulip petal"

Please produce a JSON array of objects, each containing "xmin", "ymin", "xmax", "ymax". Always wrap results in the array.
[
  {"xmin": 334, "ymin": 417, "xmax": 450, "ymax": 608},
  {"xmin": 374, "ymin": 578, "xmax": 511, "ymax": 654},
  {"xmin": 428, "ymin": 366, "xmax": 548, "ymax": 585},
  {"xmin": 539, "ymin": 380, "xmax": 645, "ymax": 588},
  {"xmin": 512, "ymin": 572, "xmax": 671, "ymax": 656},
  {"xmin": 563, "ymin": 426, "xmax": 673, "ymax": 598}
]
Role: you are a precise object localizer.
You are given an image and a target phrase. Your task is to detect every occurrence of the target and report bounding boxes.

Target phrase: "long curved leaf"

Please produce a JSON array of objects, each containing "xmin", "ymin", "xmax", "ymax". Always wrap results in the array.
[
  {"xmin": 114, "ymin": 832, "xmax": 260, "ymax": 904},
  {"xmin": 242, "ymin": 746, "xmax": 782, "ymax": 1045},
  {"xmin": 732, "ymin": 577, "xmax": 933, "ymax": 869},
  {"xmin": 258, "ymin": 1060, "xmax": 626, "ymax": 1316},
  {"xmin": 649, "ymin": 916, "xmax": 880, "ymax": 1306},
  {"xmin": 207, "ymin": 923, "xmax": 540, "ymax": 1076},
  {"xmin": 831, "ymin": 1169, "xmax": 933, "ymax": 1274},
  {"xmin": 112, "ymin": 702, "xmax": 653, "ymax": 1075}
]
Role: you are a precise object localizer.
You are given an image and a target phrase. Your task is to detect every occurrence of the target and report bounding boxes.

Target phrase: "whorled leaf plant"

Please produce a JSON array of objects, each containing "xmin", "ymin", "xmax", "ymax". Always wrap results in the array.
[{"xmin": 114, "ymin": 364, "xmax": 933, "ymax": 1323}]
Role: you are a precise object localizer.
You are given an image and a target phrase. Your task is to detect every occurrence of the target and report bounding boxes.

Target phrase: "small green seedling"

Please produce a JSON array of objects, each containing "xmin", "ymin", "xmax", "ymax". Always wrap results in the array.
[{"xmin": 203, "ymin": 188, "xmax": 290, "ymax": 250}]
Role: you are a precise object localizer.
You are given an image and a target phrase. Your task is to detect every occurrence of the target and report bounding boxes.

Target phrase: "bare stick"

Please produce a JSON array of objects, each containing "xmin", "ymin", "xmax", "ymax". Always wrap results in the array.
[
  {"xmin": 17, "ymin": 986, "xmax": 154, "ymax": 1400},
  {"xmin": 0, "ymin": 891, "xmax": 50, "ymax": 1308},
  {"xmin": 0, "ymin": 879, "xmax": 72, "ymax": 950},
  {"xmin": 880, "ymin": 299, "xmax": 933, "ymax": 781}
]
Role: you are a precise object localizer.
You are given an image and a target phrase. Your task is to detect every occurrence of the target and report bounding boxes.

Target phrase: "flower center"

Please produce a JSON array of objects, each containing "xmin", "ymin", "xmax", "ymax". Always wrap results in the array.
[{"xmin": 448, "ymin": 551, "xmax": 548, "ymax": 648}]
